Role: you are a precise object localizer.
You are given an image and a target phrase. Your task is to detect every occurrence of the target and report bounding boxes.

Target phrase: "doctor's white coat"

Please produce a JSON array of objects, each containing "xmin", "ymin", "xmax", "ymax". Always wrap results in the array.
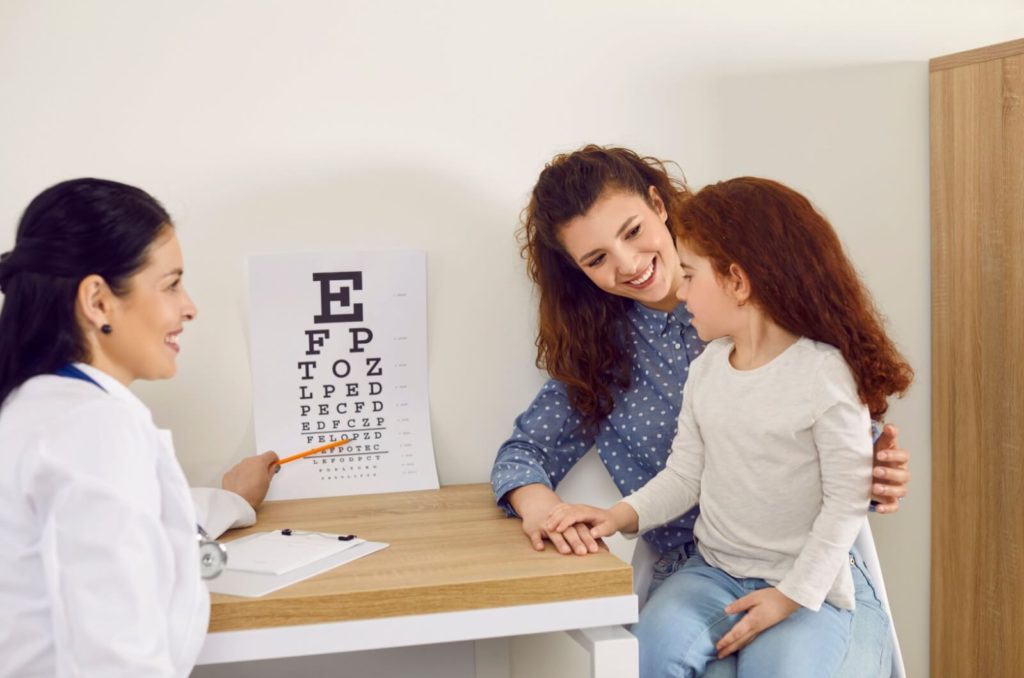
[{"xmin": 0, "ymin": 363, "xmax": 244, "ymax": 677}]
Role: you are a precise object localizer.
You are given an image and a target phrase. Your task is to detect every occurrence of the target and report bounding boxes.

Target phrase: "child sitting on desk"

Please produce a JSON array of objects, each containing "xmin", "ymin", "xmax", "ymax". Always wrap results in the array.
[{"xmin": 544, "ymin": 177, "xmax": 913, "ymax": 678}]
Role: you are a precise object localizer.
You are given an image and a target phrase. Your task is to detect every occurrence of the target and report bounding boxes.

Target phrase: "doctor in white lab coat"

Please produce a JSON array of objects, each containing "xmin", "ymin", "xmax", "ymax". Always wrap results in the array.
[{"xmin": 0, "ymin": 178, "xmax": 276, "ymax": 678}]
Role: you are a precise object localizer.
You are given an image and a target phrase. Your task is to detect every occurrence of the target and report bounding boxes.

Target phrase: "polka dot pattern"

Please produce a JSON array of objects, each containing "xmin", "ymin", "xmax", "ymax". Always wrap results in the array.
[{"xmin": 491, "ymin": 302, "xmax": 706, "ymax": 555}]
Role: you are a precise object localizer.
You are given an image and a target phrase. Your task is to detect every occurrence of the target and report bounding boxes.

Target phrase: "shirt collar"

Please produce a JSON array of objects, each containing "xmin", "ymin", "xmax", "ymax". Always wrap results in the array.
[
  {"xmin": 631, "ymin": 301, "xmax": 694, "ymax": 336},
  {"xmin": 72, "ymin": 362, "xmax": 154, "ymax": 422}
]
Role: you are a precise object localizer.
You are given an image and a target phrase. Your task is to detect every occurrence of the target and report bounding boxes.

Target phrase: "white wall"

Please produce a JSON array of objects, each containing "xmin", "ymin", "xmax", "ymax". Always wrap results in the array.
[{"xmin": 2, "ymin": 2, "xmax": 1022, "ymax": 676}]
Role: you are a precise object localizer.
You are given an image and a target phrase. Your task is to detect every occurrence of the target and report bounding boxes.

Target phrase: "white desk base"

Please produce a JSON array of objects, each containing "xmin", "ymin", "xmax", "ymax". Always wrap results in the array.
[
  {"xmin": 199, "ymin": 594, "xmax": 638, "ymax": 677},
  {"xmin": 569, "ymin": 625, "xmax": 640, "ymax": 678}
]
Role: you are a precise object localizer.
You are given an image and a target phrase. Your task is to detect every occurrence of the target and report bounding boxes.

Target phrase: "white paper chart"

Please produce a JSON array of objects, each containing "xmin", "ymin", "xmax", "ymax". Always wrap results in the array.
[{"xmin": 248, "ymin": 250, "xmax": 439, "ymax": 501}]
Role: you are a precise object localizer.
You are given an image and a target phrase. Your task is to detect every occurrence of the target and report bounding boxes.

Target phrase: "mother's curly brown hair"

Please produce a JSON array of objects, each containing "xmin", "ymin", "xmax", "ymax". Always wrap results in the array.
[{"xmin": 520, "ymin": 145, "xmax": 691, "ymax": 432}]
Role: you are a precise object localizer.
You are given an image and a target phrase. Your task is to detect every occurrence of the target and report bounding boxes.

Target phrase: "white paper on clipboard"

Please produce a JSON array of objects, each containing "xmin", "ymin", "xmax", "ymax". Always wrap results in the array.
[
  {"xmin": 224, "ymin": 530, "xmax": 364, "ymax": 576},
  {"xmin": 208, "ymin": 531, "xmax": 389, "ymax": 598}
]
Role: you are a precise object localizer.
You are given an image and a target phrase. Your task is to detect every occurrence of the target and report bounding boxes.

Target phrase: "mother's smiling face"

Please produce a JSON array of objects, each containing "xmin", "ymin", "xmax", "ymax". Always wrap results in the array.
[{"xmin": 558, "ymin": 186, "xmax": 682, "ymax": 313}]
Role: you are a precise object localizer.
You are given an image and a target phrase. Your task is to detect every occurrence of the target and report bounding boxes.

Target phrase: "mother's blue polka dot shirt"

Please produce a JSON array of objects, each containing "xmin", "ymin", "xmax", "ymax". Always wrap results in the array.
[{"xmin": 491, "ymin": 301, "xmax": 705, "ymax": 556}]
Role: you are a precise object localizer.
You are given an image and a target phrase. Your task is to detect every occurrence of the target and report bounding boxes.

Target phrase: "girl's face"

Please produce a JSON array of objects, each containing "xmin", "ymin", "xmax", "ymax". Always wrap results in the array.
[
  {"xmin": 675, "ymin": 241, "xmax": 741, "ymax": 341},
  {"xmin": 95, "ymin": 230, "xmax": 197, "ymax": 384},
  {"xmin": 559, "ymin": 187, "xmax": 681, "ymax": 312}
]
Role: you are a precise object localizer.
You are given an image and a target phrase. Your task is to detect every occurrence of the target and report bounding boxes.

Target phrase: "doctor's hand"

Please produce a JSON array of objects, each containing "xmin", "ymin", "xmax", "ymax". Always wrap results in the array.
[
  {"xmin": 221, "ymin": 451, "xmax": 280, "ymax": 509},
  {"xmin": 716, "ymin": 587, "xmax": 800, "ymax": 659},
  {"xmin": 871, "ymin": 424, "xmax": 910, "ymax": 514}
]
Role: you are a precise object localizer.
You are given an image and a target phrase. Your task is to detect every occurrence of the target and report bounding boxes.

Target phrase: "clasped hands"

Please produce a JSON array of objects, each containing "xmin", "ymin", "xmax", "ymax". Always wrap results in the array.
[{"xmin": 542, "ymin": 501, "xmax": 633, "ymax": 553}]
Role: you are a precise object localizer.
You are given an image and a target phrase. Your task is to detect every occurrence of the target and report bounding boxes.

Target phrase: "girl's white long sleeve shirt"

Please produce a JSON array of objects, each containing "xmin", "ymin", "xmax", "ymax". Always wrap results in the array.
[{"xmin": 621, "ymin": 337, "xmax": 873, "ymax": 611}]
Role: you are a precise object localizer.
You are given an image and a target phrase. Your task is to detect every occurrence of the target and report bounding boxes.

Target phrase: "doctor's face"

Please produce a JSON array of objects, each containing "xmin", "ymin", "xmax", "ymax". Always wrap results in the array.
[
  {"xmin": 102, "ymin": 229, "xmax": 197, "ymax": 383},
  {"xmin": 559, "ymin": 187, "xmax": 682, "ymax": 312}
]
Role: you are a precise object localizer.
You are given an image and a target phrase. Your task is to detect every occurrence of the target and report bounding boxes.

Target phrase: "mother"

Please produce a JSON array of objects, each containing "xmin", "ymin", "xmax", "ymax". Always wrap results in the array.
[{"xmin": 491, "ymin": 146, "xmax": 909, "ymax": 677}]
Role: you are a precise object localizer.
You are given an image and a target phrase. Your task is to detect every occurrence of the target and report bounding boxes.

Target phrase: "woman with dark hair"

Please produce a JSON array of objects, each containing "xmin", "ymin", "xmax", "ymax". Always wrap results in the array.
[
  {"xmin": 0, "ymin": 179, "xmax": 275, "ymax": 676},
  {"xmin": 490, "ymin": 147, "xmax": 911, "ymax": 677},
  {"xmin": 546, "ymin": 176, "xmax": 913, "ymax": 676}
]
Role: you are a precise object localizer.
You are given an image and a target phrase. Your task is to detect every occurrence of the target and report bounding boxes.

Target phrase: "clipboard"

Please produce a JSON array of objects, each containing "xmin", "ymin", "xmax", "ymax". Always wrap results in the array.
[{"xmin": 207, "ymin": 531, "xmax": 389, "ymax": 598}]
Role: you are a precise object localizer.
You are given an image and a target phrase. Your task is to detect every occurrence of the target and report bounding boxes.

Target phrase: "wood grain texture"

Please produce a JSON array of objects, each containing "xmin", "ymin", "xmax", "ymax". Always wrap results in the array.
[
  {"xmin": 930, "ymin": 47, "xmax": 1024, "ymax": 677},
  {"xmin": 208, "ymin": 484, "xmax": 634, "ymax": 632},
  {"xmin": 930, "ymin": 38, "xmax": 1024, "ymax": 72}
]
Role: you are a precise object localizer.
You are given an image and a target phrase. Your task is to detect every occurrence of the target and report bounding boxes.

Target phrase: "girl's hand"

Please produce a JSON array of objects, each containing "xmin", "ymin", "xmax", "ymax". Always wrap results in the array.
[
  {"xmin": 715, "ymin": 588, "xmax": 800, "ymax": 659},
  {"xmin": 871, "ymin": 424, "xmax": 910, "ymax": 513},
  {"xmin": 544, "ymin": 502, "xmax": 636, "ymax": 540}
]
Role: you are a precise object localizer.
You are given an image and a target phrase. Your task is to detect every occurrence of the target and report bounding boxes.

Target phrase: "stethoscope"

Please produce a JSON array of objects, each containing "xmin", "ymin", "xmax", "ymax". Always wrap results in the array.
[
  {"xmin": 55, "ymin": 364, "xmax": 227, "ymax": 580},
  {"xmin": 196, "ymin": 524, "xmax": 228, "ymax": 579}
]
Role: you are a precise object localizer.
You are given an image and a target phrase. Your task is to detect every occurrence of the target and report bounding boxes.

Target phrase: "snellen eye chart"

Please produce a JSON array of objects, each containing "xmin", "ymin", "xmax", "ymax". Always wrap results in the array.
[{"xmin": 248, "ymin": 250, "xmax": 439, "ymax": 501}]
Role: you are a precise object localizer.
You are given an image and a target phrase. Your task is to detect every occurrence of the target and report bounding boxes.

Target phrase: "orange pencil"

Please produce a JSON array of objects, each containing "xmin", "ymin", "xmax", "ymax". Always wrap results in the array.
[{"xmin": 278, "ymin": 438, "xmax": 352, "ymax": 465}]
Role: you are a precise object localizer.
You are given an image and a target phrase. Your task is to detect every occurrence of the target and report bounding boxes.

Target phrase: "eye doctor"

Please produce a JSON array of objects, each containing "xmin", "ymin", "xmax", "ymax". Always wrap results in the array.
[{"xmin": 0, "ymin": 178, "xmax": 276, "ymax": 677}]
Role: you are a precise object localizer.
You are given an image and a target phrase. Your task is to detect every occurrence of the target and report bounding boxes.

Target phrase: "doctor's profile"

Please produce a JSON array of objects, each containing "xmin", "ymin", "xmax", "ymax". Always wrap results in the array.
[{"xmin": 0, "ymin": 178, "xmax": 277, "ymax": 676}]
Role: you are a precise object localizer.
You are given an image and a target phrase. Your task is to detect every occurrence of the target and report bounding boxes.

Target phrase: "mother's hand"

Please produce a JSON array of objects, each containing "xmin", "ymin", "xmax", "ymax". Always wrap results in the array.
[{"xmin": 871, "ymin": 424, "xmax": 910, "ymax": 514}]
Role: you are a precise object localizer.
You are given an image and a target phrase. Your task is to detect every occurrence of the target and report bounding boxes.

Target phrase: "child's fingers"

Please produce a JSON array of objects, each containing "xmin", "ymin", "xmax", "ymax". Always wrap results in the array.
[
  {"xmin": 716, "ymin": 629, "xmax": 755, "ymax": 659},
  {"xmin": 590, "ymin": 520, "xmax": 619, "ymax": 539},
  {"xmin": 724, "ymin": 591, "xmax": 759, "ymax": 615},
  {"xmin": 544, "ymin": 504, "xmax": 579, "ymax": 531},
  {"xmin": 715, "ymin": 617, "xmax": 755, "ymax": 658},
  {"xmin": 552, "ymin": 507, "xmax": 593, "ymax": 532},
  {"xmin": 542, "ymin": 506, "xmax": 567, "ymax": 531},
  {"xmin": 554, "ymin": 514, "xmax": 584, "ymax": 532}
]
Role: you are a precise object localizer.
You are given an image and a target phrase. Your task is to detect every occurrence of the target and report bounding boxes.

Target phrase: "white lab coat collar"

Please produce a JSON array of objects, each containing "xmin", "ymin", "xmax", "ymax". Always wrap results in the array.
[{"xmin": 71, "ymin": 362, "xmax": 154, "ymax": 423}]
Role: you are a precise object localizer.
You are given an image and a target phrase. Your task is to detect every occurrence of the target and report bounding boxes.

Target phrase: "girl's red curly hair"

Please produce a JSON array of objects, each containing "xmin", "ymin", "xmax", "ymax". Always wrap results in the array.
[{"xmin": 676, "ymin": 177, "xmax": 913, "ymax": 418}]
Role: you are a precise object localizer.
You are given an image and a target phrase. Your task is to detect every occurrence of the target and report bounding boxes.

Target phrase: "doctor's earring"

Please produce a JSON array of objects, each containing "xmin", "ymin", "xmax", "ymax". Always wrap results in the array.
[{"xmin": 101, "ymin": 324, "xmax": 113, "ymax": 335}]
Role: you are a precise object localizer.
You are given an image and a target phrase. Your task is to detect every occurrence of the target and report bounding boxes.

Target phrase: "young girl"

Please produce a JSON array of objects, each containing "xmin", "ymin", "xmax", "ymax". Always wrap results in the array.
[{"xmin": 544, "ymin": 176, "xmax": 913, "ymax": 677}]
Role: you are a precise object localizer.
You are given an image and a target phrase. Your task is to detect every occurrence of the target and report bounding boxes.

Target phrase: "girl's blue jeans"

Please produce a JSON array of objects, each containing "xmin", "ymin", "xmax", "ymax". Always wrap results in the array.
[{"xmin": 634, "ymin": 544, "xmax": 893, "ymax": 678}]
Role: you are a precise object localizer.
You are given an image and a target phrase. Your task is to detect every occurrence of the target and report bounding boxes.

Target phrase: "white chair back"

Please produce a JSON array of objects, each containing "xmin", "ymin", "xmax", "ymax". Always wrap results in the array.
[{"xmin": 852, "ymin": 519, "xmax": 906, "ymax": 678}]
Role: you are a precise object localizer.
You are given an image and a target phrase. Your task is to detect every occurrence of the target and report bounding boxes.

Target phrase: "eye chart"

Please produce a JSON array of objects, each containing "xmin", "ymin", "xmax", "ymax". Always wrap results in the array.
[{"xmin": 248, "ymin": 250, "xmax": 439, "ymax": 501}]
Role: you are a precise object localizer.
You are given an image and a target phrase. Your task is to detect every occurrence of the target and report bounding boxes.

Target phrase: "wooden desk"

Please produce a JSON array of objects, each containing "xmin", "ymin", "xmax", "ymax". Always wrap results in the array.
[{"xmin": 197, "ymin": 484, "xmax": 639, "ymax": 677}]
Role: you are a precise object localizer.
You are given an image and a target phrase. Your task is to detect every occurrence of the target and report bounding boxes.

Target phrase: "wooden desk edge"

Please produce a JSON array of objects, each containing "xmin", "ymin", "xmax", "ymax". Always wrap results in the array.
[
  {"xmin": 208, "ymin": 484, "xmax": 635, "ymax": 633},
  {"xmin": 210, "ymin": 567, "xmax": 634, "ymax": 632}
]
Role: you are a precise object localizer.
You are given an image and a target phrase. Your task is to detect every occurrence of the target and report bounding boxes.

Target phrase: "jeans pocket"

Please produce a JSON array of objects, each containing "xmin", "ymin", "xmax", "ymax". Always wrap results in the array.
[
  {"xmin": 651, "ymin": 555, "xmax": 678, "ymax": 583},
  {"xmin": 648, "ymin": 548, "xmax": 688, "ymax": 599}
]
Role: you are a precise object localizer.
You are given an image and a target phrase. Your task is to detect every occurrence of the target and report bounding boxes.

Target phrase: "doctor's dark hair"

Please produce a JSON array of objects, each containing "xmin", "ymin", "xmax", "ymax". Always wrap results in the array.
[
  {"xmin": 521, "ymin": 145, "xmax": 690, "ymax": 432},
  {"xmin": 0, "ymin": 178, "xmax": 172, "ymax": 406}
]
